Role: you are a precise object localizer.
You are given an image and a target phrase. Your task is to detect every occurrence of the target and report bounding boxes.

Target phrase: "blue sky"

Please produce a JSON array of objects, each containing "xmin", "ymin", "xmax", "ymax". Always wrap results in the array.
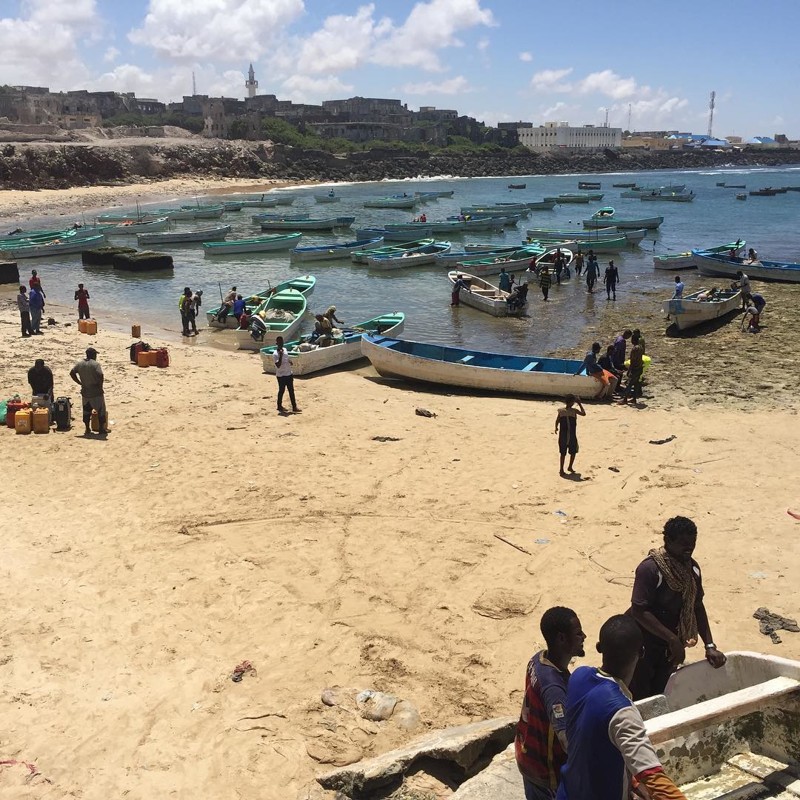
[{"xmin": 0, "ymin": 0, "xmax": 796, "ymax": 137}]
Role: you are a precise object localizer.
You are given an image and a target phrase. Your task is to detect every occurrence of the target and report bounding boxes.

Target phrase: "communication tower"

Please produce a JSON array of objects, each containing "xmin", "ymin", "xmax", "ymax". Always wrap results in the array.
[{"xmin": 708, "ymin": 91, "xmax": 716, "ymax": 138}]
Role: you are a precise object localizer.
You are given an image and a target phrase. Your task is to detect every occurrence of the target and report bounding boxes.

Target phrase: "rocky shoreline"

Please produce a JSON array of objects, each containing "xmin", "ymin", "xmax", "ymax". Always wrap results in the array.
[{"xmin": 1, "ymin": 137, "xmax": 799, "ymax": 191}]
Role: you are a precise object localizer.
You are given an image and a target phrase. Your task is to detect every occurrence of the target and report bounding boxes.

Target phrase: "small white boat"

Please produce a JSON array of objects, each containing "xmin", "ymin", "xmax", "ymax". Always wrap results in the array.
[
  {"xmin": 233, "ymin": 280, "xmax": 316, "ymax": 350},
  {"xmin": 206, "ymin": 275, "xmax": 315, "ymax": 329},
  {"xmin": 260, "ymin": 312, "xmax": 405, "ymax": 376},
  {"xmin": 314, "ymin": 193, "xmax": 340, "ymax": 203},
  {"xmin": 413, "ymin": 190, "xmax": 454, "ymax": 198},
  {"xmin": 653, "ymin": 241, "xmax": 745, "ymax": 270},
  {"xmin": 1, "ymin": 233, "xmax": 106, "ymax": 259},
  {"xmin": 252, "ymin": 212, "xmax": 310, "ymax": 224},
  {"xmin": 161, "ymin": 205, "xmax": 225, "ymax": 220},
  {"xmin": 663, "ymin": 287, "xmax": 742, "ymax": 330},
  {"xmin": 448, "ymin": 271, "xmax": 527, "ymax": 317},
  {"xmin": 364, "ymin": 197, "xmax": 417, "ymax": 209},
  {"xmin": 366, "ymin": 242, "xmax": 451, "ymax": 270},
  {"xmin": 137, "ymin": 224, "xmax": 232, "ymax": 246},
  {"xmin": 238, "ymin": 198, "xmax": 280, "ymax": 208},
  {"xmin": 289, "ymin": 237, "xmax": 384, "ymax": 263},
  {"xmin": 351, "ymin": 238, "xmax": 435, "ymax": 264},
  {"xmin": 584, "ymin": 215, "xmax": 664, "ymax": 230},
  {"xmin": 96, "ymin": 210, "xmax": 164, "ymax": 223},
  {"xmin": 105, "ymin": 217, "xmax": 171, "ymax": 235},
  {"xmin": 361, "ymin": 335, "xmax": 600, "ymax": 399},
  {"xmin": 260, "ymin": 217, "xmax": 352, "ymax": 232},
  {"xmin": 203, "ymin": 233, "xmax": 302, "ymax": 256},
  {"xmin": 355, "ymin": 227, "xmax": 435, "ymax": 242}
]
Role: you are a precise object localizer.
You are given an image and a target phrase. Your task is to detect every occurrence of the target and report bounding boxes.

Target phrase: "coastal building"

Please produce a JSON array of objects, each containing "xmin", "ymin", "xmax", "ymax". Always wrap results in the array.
[
  {"xmin": 518, "ymin": 121, "xmax": 622, "ymax": 151},
  {"xmin": 622, "ymin": 136, "xmax": 679, "ymax": 151},
  {"xmin": 245, "ymin": 64, "xmax": 258, "ymax": 100}
]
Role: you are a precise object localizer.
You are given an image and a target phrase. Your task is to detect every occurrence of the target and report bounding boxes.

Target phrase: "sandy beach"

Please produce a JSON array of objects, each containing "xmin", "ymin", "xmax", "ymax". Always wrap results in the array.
[{"xmin": 1, "ymin": 180, "xmax": 800, "ymax": 799}]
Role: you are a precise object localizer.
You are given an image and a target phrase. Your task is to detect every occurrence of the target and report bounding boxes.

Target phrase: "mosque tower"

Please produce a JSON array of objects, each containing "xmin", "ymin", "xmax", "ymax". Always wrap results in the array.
[{"xmin": 245, "ymin": 64, "xmax": 258, "ymax": 99}]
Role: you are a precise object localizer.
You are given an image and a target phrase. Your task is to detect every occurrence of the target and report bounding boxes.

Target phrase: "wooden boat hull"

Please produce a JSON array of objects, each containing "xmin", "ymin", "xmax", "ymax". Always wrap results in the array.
[
  {"xmin": 361, "ymin": 336, "xmax": 600, "ymax": 399},
  {"xmin": 653, "ymin": 241, "xmax": 745, "ymax": 271},
  {"xmin": 694, "ymin": 251, "xmax": 800, "ymax": 283},
  {"xmin": 137, "ymin": 224, "xmax": 231, "ymax": 245},
  {"xmin": 203, "ymin": 232, "xmax": 303, "ymax": 255},
  {"xmin": 448, "ymin": 271, "xmax": 526, "ymax": 317},
  {"xmin": 290, "ymin": 237, "xmax": 384, "ymax": 263},
  {"xmin": 205, "ymin": 275, "xmax": 315, "ymax": 329},
  {"xmin": 260, "ymin": 313, "xmax": 405, "ymax": 376},
  {"xmin": 663, "ymin": 288, "xmax": 742, "ymax": 330}
]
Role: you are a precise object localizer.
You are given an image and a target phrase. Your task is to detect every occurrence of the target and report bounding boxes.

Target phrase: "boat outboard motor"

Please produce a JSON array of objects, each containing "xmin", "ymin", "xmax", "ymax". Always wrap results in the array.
[{"xmin": 250, "ymin": 315, "xmax": 268, "ymax": 342}]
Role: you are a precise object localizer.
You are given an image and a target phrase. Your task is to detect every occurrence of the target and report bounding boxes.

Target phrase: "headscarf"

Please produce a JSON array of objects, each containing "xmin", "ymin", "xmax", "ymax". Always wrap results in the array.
[{"xmin": 649, "ymin": 546, "xmax": 698, "ymax": 647}]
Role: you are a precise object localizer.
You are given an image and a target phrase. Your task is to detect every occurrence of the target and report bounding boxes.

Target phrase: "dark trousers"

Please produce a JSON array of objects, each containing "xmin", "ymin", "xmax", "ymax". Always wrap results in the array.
[
  {"xmin": 188, "ymin": 310, "xmax": 197, "ymax": 333},
  {"xmin": 276, "ymin": 376, "xmax": 297, "ymax": 410},
  {"xmin": 629, "ymin": 640, "xmax": 674, "ymax": 700},
  {"xmin": 627, "ymin": 367, "xmax": 644, "ymax": 399},
  {"xmin": 607, "ymin": 281, "xmax": 617, "ymax": 299},
  {"xmin": 78, "ymin": 305, "xmax": 90, "ymax": 320},
  {"xmin": 181, "ymin": 312, "xmax": 191, "ymax": 335},
  {"xmin": 541, "ymin": 285, "xmax": 549, "ymax": 301},
  {"xmin": 587, "ymin": 277, "xmax": 596, "ymax": 291},
  {"xmin": 20, "ymin": 310, "xmax": 32, "ymax": 336}
]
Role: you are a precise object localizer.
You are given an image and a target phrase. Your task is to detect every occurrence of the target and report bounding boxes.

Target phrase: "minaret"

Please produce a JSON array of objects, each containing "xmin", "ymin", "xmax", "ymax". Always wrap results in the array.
[{"xmin": 245, "ymin": 64, "xmax": 258, "ymax": 99}]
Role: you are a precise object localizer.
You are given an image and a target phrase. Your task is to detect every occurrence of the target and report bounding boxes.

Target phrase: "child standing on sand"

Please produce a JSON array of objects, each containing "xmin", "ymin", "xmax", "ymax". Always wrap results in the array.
[{"xmin": 555, "ymin": 395, "xmax": 586, "ymax": 476}]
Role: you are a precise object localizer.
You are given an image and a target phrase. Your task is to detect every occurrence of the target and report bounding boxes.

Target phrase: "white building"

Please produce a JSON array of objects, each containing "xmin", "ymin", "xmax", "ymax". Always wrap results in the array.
[{"xmin": 518, "ymin": 121, "xmax": 622, "ymax": 151}]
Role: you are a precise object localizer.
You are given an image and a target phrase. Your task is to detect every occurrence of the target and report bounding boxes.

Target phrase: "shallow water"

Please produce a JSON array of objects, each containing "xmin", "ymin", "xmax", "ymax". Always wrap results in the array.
[{"xmin": 5, "ymin": 165, "xmax": 800, "ymax": 355}]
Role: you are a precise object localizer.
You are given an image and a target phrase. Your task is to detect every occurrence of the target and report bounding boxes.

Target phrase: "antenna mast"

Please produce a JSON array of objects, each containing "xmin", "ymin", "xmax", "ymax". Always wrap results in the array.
[
  {"xmin": 627, "ymin": 103, "xmax": 632, "ymax": 132},
  {"xmin": 604, "ymin": 107, "xmax": 609, "ymax": 128},
  {"xmin": 707, "ymin": 90, "xmax": 716, "ymax": 137}
]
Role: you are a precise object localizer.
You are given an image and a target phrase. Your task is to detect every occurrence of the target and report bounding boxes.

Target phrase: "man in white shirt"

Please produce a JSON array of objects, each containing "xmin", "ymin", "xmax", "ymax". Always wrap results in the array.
[
  {"xmin": 273, "ymin": 336, "xmax": 300, "ymax": 414},
  {"xmin": 672, "ymin": 276, "xmax": 684, "ymax": 299}
]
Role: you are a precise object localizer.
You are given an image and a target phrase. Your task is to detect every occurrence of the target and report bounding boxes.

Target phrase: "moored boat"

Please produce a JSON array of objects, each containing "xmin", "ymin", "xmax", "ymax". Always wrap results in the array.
[
  {"xmin": 577, "ymin": 181, "xmax": 601, "ymax": 190},
  {"xmin": 363, "ymin": 196, "xmax": 417, "ymax": 209},
  {"xmin": 252, "ymin": 212, "xmax": 310, "ymax": 224},
  {"xmin": 260, "ymin": 217, "xmax": 352, "ymax": 232},
  {"xmin": 260, "ymin": 312, "xmax": 405, "ymax": 376},
  {"xmin": 536, "ymin": 234, "xmax": 629, "ymax": 253},
  {"xmin": 355, "ymin": 227, "xmax": 434, "ymax": 242},
  {"xmin": 289, "ymin": 236, "xmax": 384, "ymax": 263},
  {"xmin": 749, "ymin": 187, "xmax": 780, "ymax": 196},
  {"xmin": 105, "ymin": 217, "xmax": 171, "ymax": 235},
  {"xmin": 314, "ymin": 193, "xmax": 339, "ymax": 203},
  {"xmin": 413, "ymin": 189, "xmax": 454, "ymax": 198},
  {"xmin": 361, "ymin": 335, "xmax": 600, "ymax": 399},
  {"xmin": 366, "ymin": 241, "xmax": 451, "ymax": 270},
  {"xmin": 96, "ymin": 210, "xmax": 165, "ymax": 223},
  {"xmin": 448, "ymin": 271, "xmax": 527, "ymax": 317},
  {"xmin": 203, "ymin": 232, "xmax": 303, "ymax": 256},
  {"xmin": 653, "ymin": 240, "xmax": 745, "ymax": 270},
  {"xmin": 351, "ymin": 238, "xmax": 435, "ymax": 264},
  {"xmin": 640, "ymin": 191, "xmax": 695, "ymax": 202},
  {"xmin": 1, "ymin": 233, "xmax": 106, "ymax": 259},
  {"xmin": 693, "ymin": 250, "xmax": 800, "ymax": 283},
  {"xmin": 157, "ymin": 204, "xmax": 225, "ymax": 220},
  {"xmin": 507, "ymin": 183, "xmax": 526, "ymax": 189},
  {"xmin": 234, "ymin": 286, "xmax": 312, "ymax": 351},
  {"xmin": 525, "ymin": 200, "xmax": 557, "ymax": 210},
  {"xmin": 584, "ymin": 214, "xmax": 664, "ymax": 230},
  {"xmin": 456, "ymin": 246, "xmax": 566, "ymax": 278},
  {"xmin": 544, "ymin": 193, "xmax": 591, "ymax": 204},
  {"xmin": 206, "ymin": 275, "xmax": 315, "ymax": 329},
  {"xmin": 736, "ymin": 193, "xmax": 747, "ymax": 200},
  {"xmin": 137, "ymin": 224, "xmax": 232, "ymax": 246},
  {"xmin": 436, "ymin": 244, "xmax": 534, "ymax": 265},
  {"xmin": 663, "ymin": 287, "xmax": 742, "ymax": 330}
]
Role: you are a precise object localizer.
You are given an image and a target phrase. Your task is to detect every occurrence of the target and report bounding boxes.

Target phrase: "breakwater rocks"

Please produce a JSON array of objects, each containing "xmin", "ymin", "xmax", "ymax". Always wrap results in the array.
[{"xmin": 1, "ymin": 138, "xmax": 799, "ymax": 191}]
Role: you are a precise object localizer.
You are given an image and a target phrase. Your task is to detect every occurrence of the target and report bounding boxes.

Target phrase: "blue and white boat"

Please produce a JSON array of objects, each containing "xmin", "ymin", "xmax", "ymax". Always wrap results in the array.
[
  {"xmin": 693, "ymin": 251, "xmax": 800, "ymax": 283},
  {"xmin": 361, "ymin": 336, "xmax": 600, "ymax": 399},
  {"xmin": 289, "ymin": 236, "xmax": 384, "ymax": 263}
]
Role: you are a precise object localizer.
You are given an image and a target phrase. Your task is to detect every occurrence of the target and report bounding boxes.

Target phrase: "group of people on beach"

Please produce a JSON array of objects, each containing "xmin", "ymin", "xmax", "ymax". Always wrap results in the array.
[
  {"xmin": 576, "ymin": 328, "xmax": 646, "ymax": 404},
  {"xmin": 179, "ymin": 286, "xmax": 203, "ymax": 336},
  {"xmin": 16, "ymin": 269, "xmax": 92, "ymax": 337},
  {"xmin": 516, "ymin": 515, "xmax": 726, "ymax": 800}
]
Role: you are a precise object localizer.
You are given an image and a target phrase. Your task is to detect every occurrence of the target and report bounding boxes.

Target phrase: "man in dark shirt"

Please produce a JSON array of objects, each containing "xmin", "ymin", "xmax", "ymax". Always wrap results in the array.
[
  {"xmin": 611, "ymin": 330, "xmax": 631, "ymax": 372},
  {"xmin": 28, "ymin": 358, "xmax": 54, "ymax": 403},
  {"xmin": 627, "ymin": 516, "xmax": 726, "ymax": 700},
  {"xmin": 604, "ymin": 261, "xmax": 619, "ymax": 300},
  {"xmin": 516, "ymin": 607, "xmax": 586, "ymax": 800},
  {"xmin": 623, "ymin": 334, "xmax": 645, "ymax": 404}
]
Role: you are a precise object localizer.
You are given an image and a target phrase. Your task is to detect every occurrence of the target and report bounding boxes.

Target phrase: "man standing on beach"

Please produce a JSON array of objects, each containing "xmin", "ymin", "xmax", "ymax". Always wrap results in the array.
[
  {"xmin": 69, "ymin": 347, "xmax": 109, "ymax": 436},
  {"xmin": 574, "ymin": 250, "xmax": 584, "ymax": 277},
  {"xmin": 604, "ymin": 261, "xmax": 619, "ymax": 300},
  {"xmin": 556, "ymin": 615, "xmax": 688, "ymax": 800},
  {"xmin": 627, "ymin": 516, "xmax": 726, "ymax": 701},
  {"xmin": 585, "ymin": 253, "xmax": 598, "ymax": 293},
  {"xmin": 672, "ymin": 276, "xmax": 685, "ymax": 299},
  {"xmin": 17, "ymin": 285, "xmax": 32, "ymax": 338},
  {"xmin": 74, "ymin": 283, "xmax": 91, "ymax": 320},
  {"xmin": 555, "ymin": 396, "xmax": 586, "ymax": 476},
  {"xmin": 732, "ymin": 270, "xmax": 751, "ymax": 309},
  {"xmin": 539, "ymin": 267, "xmax": 552, "ymax": 301},
  {"xmin": 29, "ymin": 284, "xmax": 45, "ymax": 335},
  {"xmin": 611, "ymin": 330, "xmax": 631, "ymax": 373},
  {"xmin": 273, "ymin": 336, "xmax": 300, "ymax": 415},
  {"xmin": 623, "ymin": 333, "xmax": 644, "ymax": 404},
  {"xmin": 515, "ymin": 607, "xmax": 586, "ymax": 800}
]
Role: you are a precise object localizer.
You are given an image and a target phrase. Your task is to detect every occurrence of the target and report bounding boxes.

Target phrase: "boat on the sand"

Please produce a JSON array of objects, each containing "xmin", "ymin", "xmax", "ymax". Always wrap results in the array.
[
  {"xmin": 233, "ymin": 279, "xmax": 316, "ymax": 350},
  {"xmin": 663, "ymin": 287, "xmax": 742, "ymax": 330},
  {"xmin": 694, "ymin": 251, "xmax": 800, "ymax": 283},
  {"xmin": 447, "ymin": 271, "xmax": 527, "ymax": 317},
  {"xmin": 653, "ymin": 240, "xmax": 745, "ymax": 270}
]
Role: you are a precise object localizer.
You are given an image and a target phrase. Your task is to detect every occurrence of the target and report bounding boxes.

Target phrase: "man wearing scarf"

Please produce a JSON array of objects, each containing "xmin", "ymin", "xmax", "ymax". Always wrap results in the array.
[{"xmin": 627, "ymin": 516, "xmax": 726, "ymax": 700}]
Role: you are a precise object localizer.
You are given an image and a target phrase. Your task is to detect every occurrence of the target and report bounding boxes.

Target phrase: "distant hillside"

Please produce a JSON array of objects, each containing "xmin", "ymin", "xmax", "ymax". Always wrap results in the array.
[{"xmin": 0, "ymin": 136, "xmax": 798, "ymax": 191}]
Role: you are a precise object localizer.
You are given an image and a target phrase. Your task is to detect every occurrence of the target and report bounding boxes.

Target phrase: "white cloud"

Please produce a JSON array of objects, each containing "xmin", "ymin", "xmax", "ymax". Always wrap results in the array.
[
  {"xmin": 530, "ymin": 68, "xmax": 573, "ymax": 93},
  {"xmin": 0, "ymin": 0, "xmax": 98, "ymax": 87},
  {"xmin": 477, "ymin": 37, "xmax": 489, "ymax": 52},
  {"xmin": 541, "ymin": 101, "xmax": 579, "ymax": 119},
  {"xmin": 577, "ymin": 70, "xmax": 638, "ymax": 100},
  {"xmin": 402, "ymin": 76, "xmax": 472, "ymax": 95},
  {"xmin": 129, "ymin": 0, "xmax": 305, "ymax": 63},
  {"xmin": 281, "ymin": 74, "xmax": 355, "ymax": 103},
  {"xmin": 104, "ymin": 46, "xmax": 120, "ymax": 63},
  {"xmin": 519, "ymin": 51, "xmax": 533, "ymax": 62}
]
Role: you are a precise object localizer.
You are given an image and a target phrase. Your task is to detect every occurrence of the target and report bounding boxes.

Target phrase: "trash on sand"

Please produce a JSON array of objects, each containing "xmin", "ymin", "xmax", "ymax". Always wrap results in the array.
[
  {"xmin": 554, "ymin": 510, "xmax": 567, "ymax": 517},
  {"xmin": 415, "ymin": 408, "xmax": 437, "ymax": 418},
  {"xmin": 535, "ymin": 538, "xmax": 551, "ymax": 545},
  {"xmin": 649, "ymin": 435, "xmax": 676, "ymax": 445},
  {"xmin": 232, "ymin": 660, "xmax": 257, "ymax": 683}
]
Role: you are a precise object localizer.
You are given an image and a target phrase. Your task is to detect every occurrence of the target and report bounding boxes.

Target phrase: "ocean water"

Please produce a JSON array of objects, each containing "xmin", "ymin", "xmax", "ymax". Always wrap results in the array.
[{"xmin": 6, "ymin": 165, "xmax": 800, "ymax": 355}]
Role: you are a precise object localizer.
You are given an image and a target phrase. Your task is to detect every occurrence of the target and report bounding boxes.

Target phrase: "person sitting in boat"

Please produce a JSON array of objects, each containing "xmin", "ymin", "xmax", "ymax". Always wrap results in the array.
[
  {"xmin": 324, "ymin": 305, "xmax": 344, "ymax": 328},
  {"xmin": 419, "ymin": 213, "xmax": 427, "ymax": 223},
  {"xmin": 747, "ymin": 248, "xmax": 758, "ymax": 263},
  {"xmin": 696, "ymin": 287, "xmax": 720, "ymax": 302},
  {"xmin": 310, "ymin": 314, "xmax": 334, "ymax": 347},
  {"xmin": 577, "ymin": 342, "xmax": 615, "ymax": 400}
]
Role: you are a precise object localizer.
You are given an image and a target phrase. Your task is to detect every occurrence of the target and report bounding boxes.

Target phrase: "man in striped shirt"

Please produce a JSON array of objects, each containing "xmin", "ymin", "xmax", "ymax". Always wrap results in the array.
[
  {"xmin": 557, "ymin": 615, "xmax": 686, "ymax": 800},
  {"xmin": 515, "ymin": 607, "xmax": 587, "ymax": 799}
]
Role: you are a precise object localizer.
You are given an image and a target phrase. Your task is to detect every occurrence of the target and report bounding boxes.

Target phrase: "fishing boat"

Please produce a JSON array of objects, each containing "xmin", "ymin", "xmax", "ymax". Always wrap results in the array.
[
  {"xmin": 260, "ymin": 312, "xmax": 405, "ymax": 376},
  {"xmin": 252, "ymin": 212, "xmax": 310, "ymax": 224},
  {"xmin": 693, "ymin": 251, "xmax": 800, "ymax": 283},
  {"xmin": 456, "ymin": 246, "xmax": 567, "ymax": 278},
  {"xmin": 736, "ymin": 193, "xmax": 747, "ymax": 200},
  {"xmin": 363, "ymin": 196, "xmax": 417, "ymax": 209},
  {"xmin": 234, "ymin": 283, "xmax": 314, "ymax": 351},
  {"xmin": 104, "ymin": 217, "xmax": 171, "ymax": 235},
  {"xmin": 361, "ymin": 335, "xmax": 600, "ymax": 399},
  {"xmin": 355, "ymin": 227, "xmax": 435, "ymax": 242},
  {"xmin": 314, "ymin": 192, "xmax": 339, "ymax": 203},
  {"xmin": 2, "ymin": 225, "xmax": 113, "ymax": 242},
  {"xmin": 221, "ymin": 201, "xmax": 243, "ymax": 212},
  {"xmin": 507, "ymin": 183, "xmax": 526, "ymax": 189},
  {"xmin": 96, "ymin": 210, "xmax": 165, "ymax": 223},
  {"xmin": 725, "ymin": 184, "xmax": 746, "ymax": 188},
  {"xmin": 366, "ymin": 241, "xmax": 451, "ymax": 270},
  {"xmin": 205, "ymin": 275, "xmax": 315, "ymax": 329},
  {"xmin": 448, "ymin": 271, "xmax": 527, "ymax": 317},
  {"xmin": 413, "ymin": 190, "xmax": 454, "ymax": 198},
  {"xmin": 203, "ymin": 232, "xmax": 303, "ymax": 256},
  {"xmin": 159, "ymin": 204, "xmax": 225, "ymax": 220},
  {"xmin": 435, "ymin": 244, "xmax": 536, "ymax": 266},
  {"xmin": 527, "ymin": 226, "xmax": 624, "ymax": 241},
  {"xmin": 584, "ymin": 214, "xmax": 664, "ymax": 230},
  {"xmin": 653, "ymin": 241, "xmax": 745, "ymax": 270},
  {"xmin": 544, "ymin": 193, "xmax": 591, "ymax": 204},
  {"xmin": 238, "ymin": 197, "xmax": 280, "ymax": 208},
  {"xmin": 749, "ymin": 188, "xmax": 779, "ymax": 196},
  {"xmin": 525, "ymin": 200, "xmax": 557, "ymax": 210},
  {"xmin": 137, "ymin": 224, "xmax": 232, "ymax": 246},
  {"xmin": 536, "ymin": 234, "xmax": 629, "ymax": 253},
  {"xmin": 0, "ymin": 233, "xmax": 106, "ymax": 259},
  {"xmin": 260, "ymin": 217, "xmax": 352, "ymax": 232},
  {"xmin": 351, "ymin": 238, "xmax": 435, "ymax": 265},
  {"xmin": 272, "ymin": 195, "xmax": 297, "ymax": 206},
  {"xmin": 612, "ymin": 182, "xmax": 638, "ymax": 188},
  {"xmin": 386, "ymin": 218, "xmax": 503, "ymax": 235},
  {"xmin": 641, "ymin": 191, "xmax": 695, "ymax": 202},
  {"xmin": 289, "ymin": 236, "xmax": 384, "ymax": 263},
  {"xmin": 577, "ymin": 181, "xmax": 601, "ymax": 190},
  {"xmin": 663, "ymin": 287, "xmax": 742, "ymax": 330}
]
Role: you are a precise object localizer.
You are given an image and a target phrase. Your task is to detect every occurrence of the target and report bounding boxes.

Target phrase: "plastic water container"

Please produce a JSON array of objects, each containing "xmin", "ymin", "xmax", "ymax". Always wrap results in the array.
[
  {"xmin": 155, "ymin": 348, "xmax": 170, "ymax": 368},
  {"xmin": 85, "ymin": 319, "xmax": 98, "ymax": 335},
  {"xmin": 132, "ymin": 324, "xmax": 141, "ymax": 338},
  {"xmin": 15, "ymin": 407, "xmax": 32, "ymax": 434},
  {"xmin": 137, "ymin": 350, "xmax": 151, "ymax": 367},
  {"xmin": 90, "ymin": 409, "xmax": 100, "ymax": 432},
  {"xmin": 5, "ymin": 399, "xmax": 25, "ymax": 428},
  {"xmin": 32, "ymin": 407, "xmax": 50, "ymax": 433},
  {"xmin": 78, "ymin": 319, "xmax": 88, "ymax": 333}
]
